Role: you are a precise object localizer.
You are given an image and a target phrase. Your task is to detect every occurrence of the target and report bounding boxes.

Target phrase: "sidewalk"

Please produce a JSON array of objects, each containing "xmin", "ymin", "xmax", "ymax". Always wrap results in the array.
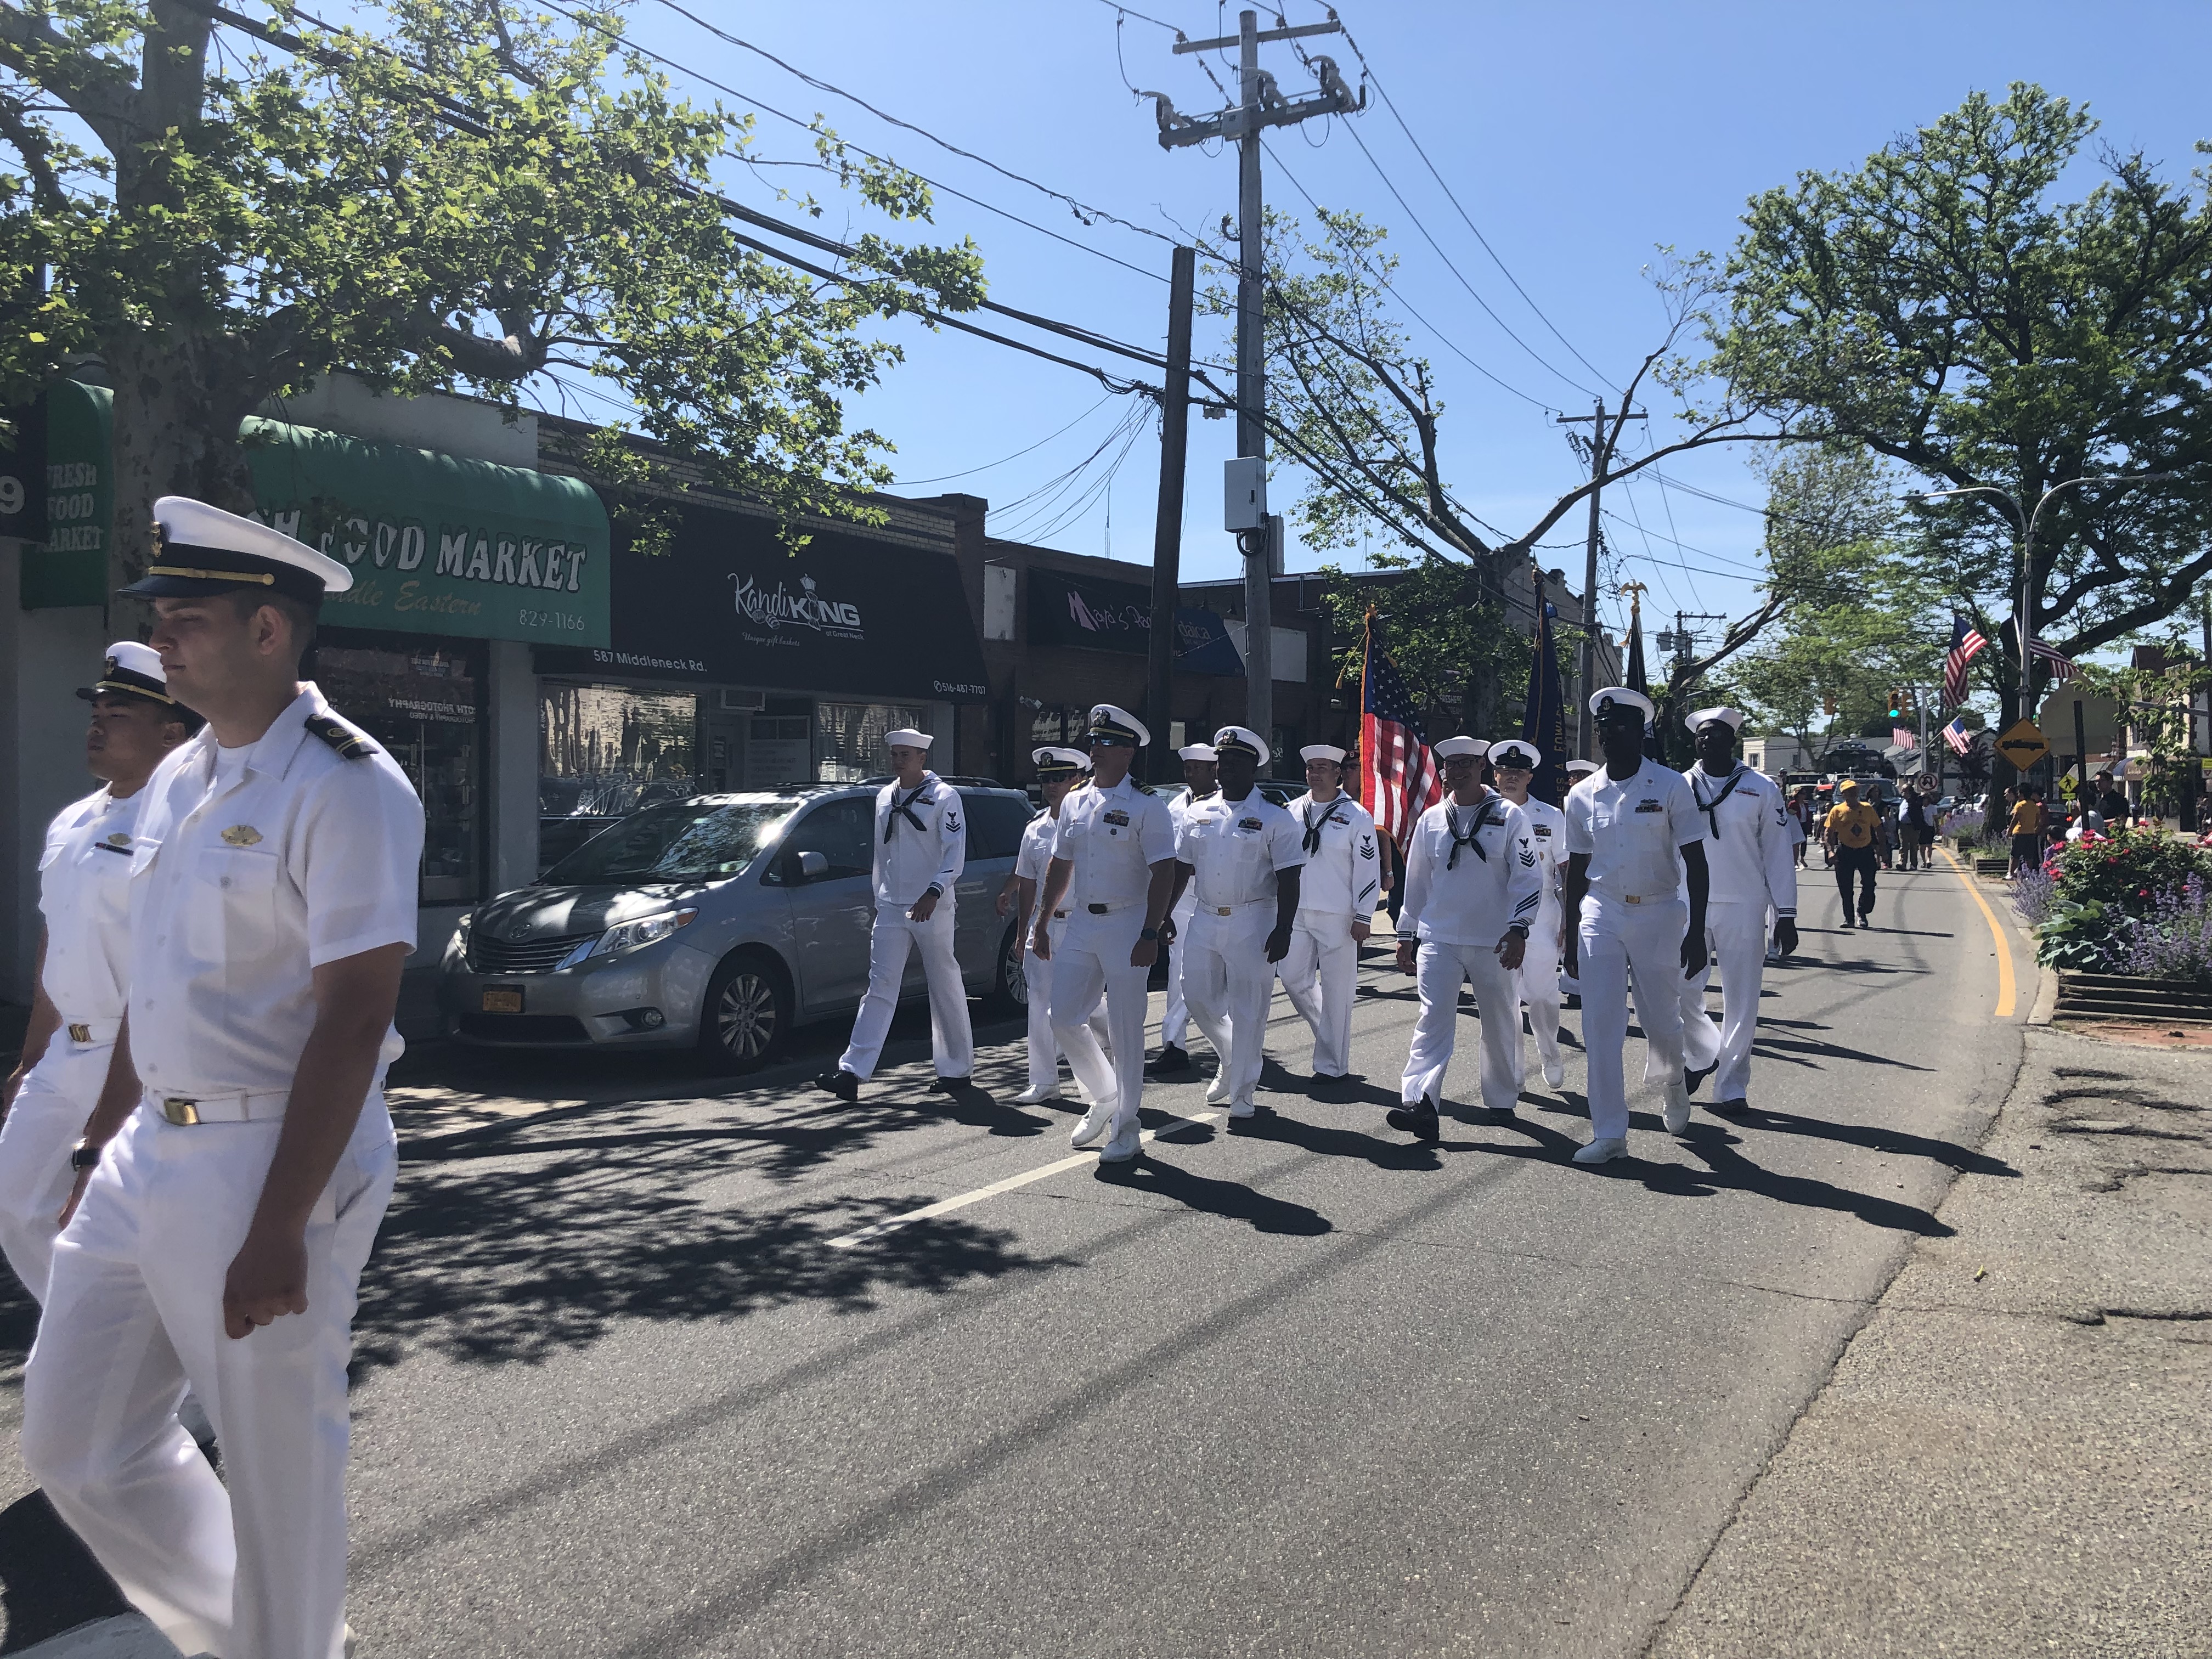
[{"xmin": 1651, "ymin": 1025, "xmax": 2211, "ymax": 1658}]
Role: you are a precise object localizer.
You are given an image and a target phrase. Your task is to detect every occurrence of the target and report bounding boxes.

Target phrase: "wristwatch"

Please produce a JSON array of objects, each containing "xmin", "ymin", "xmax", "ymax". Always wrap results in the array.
[
  {"xmin": 1139, "ymin": 927, "xmax": 1159, "ymax": 940},
  {"xmin": 69, "ymin": 1137, "xmax": 101, "ymax": 1172}
]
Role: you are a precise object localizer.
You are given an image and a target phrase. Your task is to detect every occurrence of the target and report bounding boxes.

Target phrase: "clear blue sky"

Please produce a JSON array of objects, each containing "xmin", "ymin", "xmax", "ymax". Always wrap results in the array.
[{"xmin": 606, "ymin": 0, "xmax": 2211, "ymax": 648}]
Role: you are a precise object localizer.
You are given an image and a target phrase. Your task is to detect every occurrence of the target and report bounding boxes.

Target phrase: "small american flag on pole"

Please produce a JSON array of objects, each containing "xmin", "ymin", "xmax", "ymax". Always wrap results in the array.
[
  {"xmin": 1943, "ymin": 716, "xmax": 1972, "ymax": 755},
  {"xmin": 1944, "ymin": 613, "xmax": 1989, "ymax": 706},
  {"xmin": 1358, "ymin": 611, "xmax": 1442, "ymax": 848},
  {"xmin": 1893, "ymin": 726, "xmax": 1917, "ymax": 751},
  {"xmin": 2029, "ymin": 636, "xmax": 2078, "ymax": 682}
]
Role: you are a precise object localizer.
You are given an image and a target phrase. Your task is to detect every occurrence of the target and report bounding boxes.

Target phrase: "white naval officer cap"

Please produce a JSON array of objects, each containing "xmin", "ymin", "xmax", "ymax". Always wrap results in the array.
[
  {"xmin": 1588, "ymin": 686, "xmax": 1656, "ymax": 724},
  {"xmin": 1177, "ymin": 743, "xmax": 1219, "ymax": 762},
  {"xmin": 1432, "ymin": 735, "xmax": 1488, "ymax": 760},
  {"xmin": 122, "ymin": 496, "xmax": 353, "ymax": 601},
  {"xmin": 1487, "ymin": 739, "xmax": 1541, "ymax": 770},
  {"xmin": 1087, "ymin": 703, "xmax": 1149, "ymax": 746},
  {"xmin": 1563, "ymin": 758, "xmax": 1600, "ymax": 777},
  {"xmin": 1684, "ymin": 705, "xmax": 1747, "ymax": 733},
  {"xmin": 883, "ymin": 728, "xmax": 934, "ymax": 749},
  {"xmin": 1300, "ymin": 743, "xmax": 1347, "ymax": 764},
  {"xmin": 1032, "ymin": 744, "xmax": 1089, "ymax": 777},
  {"xmin": 78, "ymin": 639, "xmax": 176, "ymax": 706},
  {"xmin": 1211, "ymin": 725, "xmax": 1269, "ymax": 765}
]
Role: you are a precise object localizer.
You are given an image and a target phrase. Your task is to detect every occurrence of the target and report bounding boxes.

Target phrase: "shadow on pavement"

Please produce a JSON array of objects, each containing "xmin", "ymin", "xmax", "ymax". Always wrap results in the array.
[
  {"xmin": 1752, "ymin": 1034, "xmax": 1937, "ymax": 1073},
  {"xmin": 0, "ymin": 1489, "xmax": 129, "ymax": 1651},
  {"xmin": 1093, "ymin": 1147, "xmax": 1335, "ymax": 1235},
  {"xmin": 1717, "ymin": 1105, "xmax": 2019, "ymax": 1176}
]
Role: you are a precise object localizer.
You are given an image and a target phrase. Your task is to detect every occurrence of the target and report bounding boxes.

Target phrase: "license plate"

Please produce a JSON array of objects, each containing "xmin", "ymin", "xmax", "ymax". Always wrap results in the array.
[{"xmin": 481, "ymin": 988, "xmax": 524, "ymax": 1014}]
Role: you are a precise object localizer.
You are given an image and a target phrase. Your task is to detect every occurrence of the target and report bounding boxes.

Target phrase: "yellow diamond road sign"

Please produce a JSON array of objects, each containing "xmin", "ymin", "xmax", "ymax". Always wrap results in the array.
[{"xmin": 1996, "ymin": 718, "xmax": 2050, "ymax": 771}]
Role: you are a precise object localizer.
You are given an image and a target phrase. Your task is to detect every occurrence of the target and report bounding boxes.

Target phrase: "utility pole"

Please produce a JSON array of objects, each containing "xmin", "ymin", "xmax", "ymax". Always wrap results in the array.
[
  {"xmin": 1556, "ymin": 399, "xmax": 1645, "ymax": 758},
  {"xmin": 1143, "ymin": 10, "xmax": 1362, "ymax": 764},
  {"xmin": 1146, "ymin": 245, "xmax": 1197, "ymax": 783}
]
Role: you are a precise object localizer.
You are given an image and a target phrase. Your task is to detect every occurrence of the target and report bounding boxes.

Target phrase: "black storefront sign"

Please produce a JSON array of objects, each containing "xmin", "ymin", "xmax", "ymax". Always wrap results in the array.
[
  {"xmin": 539, "ymin": 505, "xmax": 990, "ymax": 700},
  {"xmin": 1025, "ymin": 567, "xmax": 1244, "ymax": 675}
]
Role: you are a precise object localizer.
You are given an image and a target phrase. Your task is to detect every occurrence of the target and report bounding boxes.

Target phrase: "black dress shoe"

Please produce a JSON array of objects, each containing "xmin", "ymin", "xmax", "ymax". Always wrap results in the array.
[
  {"xmin": 1684, "ymin": 1063, "xmax": 1715, "ymax": 1097},
  {"xmin": 1710, "ymin": 1097, "xmax": 1750, "ymax": 1117},
  {"xmin": 930, "ymin": 1075, "xmax": 972, "ymax": 1094},
  {"xmin": 1385, "ymin": 1097, "xmax": 1441, "ymax": 1142},
  {"xmin": 1146, "ymin": 1044, "xmax": 1193, "ymax": 1077},
  {"xmin": 814, "ymin": 1069, "xmax": 860, "ymax": 1103}
]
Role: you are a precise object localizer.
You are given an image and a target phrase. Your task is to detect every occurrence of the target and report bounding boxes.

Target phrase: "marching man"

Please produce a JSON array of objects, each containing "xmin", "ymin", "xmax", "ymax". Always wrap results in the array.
[
  {"xmin": 0, "ymin": 644, "xmax": 199, "ymax": 1304},
  {"xmin": 1664, "ymin": 708, "xmax": 1797, "ymax": 1114},
  {"xmin": 1149, "ymin": 742, "xmax": 1218, "ymax": 1077},
  {"xmin": 998, "ymin": 746, "xmax": 1111, "ymax": 1105},
  {"xmin": 1484, "ymin": 738, "xmax": 1570, "ymax": 1092},
  {"xmin": 1277, "ymin": 743, "xmax": 1379, "ymax": 1084},
  {"xmin": 1560, "ymin": 690, "xmax": 1709, "ymax": 1164},
  {"xmin": 1393, "ymin": 737, "xmax": 1542, "ymax": 1140},
  {"xmin": 25, "ymin": 497, "xmax": 423, "ymax": 1659},
  {"xmin": 817, "ymin": 729, "xmax": 973, "ymax": 1102},
  {"xmin": 1556, "ymin": 758, "xmax": 1600, "ymax": 1009},
  {"xmin": 1031, "ymin": 706, "xmax": 1178, "ymax": 1162},
  {"xmin": 1168, "ymin": 726, "xmax": 1305, "ymax": 1118}
]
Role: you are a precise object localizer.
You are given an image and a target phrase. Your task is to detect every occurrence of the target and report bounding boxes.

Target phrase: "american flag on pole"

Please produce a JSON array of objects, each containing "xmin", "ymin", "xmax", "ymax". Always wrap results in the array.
[
  {"xmin": 1943, "ymin": 716, "xmax": 1971, "ymax": 755},
  {"xmin": 1944, "ymin": 613, "xmax": 1989, "ymax": 706},
  {"xmin": 1893, "ymin": 726, "xmax": 1917, "ymax": 751},
  {"xmin": 2029, "ymin": 636, "xmax": 2078, "ymax": 682},
  {"xmin": 1357, "ymin": 610, "xmax": 1442, "ymax": 848}
]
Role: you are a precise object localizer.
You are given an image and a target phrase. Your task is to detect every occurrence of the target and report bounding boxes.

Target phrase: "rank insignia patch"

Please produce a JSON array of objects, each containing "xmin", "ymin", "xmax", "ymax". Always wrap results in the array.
[{"xmin": 222, "ymin": 825, "xmax": 263, "ymax": 846}]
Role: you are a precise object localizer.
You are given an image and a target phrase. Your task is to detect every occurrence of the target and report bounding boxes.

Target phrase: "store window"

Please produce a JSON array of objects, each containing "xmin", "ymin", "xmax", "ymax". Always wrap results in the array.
[
  {"xmin": 539, "ymin": 682, "xmax": 700, "ymax": 872},
  {"xmin": 815, "ymin": 701, "xmax": 927, "ymax": 783},
  {"xmin": 1030, "ymin": 703, "xmax": 1082, "ymax": 749},
  {"xmin": 316, "ymin": 633, "xmax": 486, "ymax": 904}
]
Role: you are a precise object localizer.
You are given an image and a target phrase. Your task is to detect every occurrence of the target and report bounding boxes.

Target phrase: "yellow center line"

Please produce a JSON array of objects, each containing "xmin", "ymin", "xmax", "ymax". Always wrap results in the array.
[{"xmin": 1939, "ymin": 845, "xmax": 2017, "ymax": 1018}]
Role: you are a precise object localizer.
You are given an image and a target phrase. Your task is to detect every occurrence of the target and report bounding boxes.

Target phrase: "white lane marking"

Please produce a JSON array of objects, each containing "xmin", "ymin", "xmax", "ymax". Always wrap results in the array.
[{"xmin": 826, "ymin": 1110, "xmax": 1224, "ymax": 1249}]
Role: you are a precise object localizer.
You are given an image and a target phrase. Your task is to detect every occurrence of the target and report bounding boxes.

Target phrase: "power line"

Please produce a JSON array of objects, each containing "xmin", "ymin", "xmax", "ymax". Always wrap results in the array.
[{"xmin": 891, "ymin": 394, "xmax": 1116, "ymax": 484}]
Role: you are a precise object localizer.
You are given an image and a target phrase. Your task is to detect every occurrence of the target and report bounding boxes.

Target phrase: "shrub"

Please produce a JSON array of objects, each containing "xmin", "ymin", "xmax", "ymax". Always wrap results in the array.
[
  {"xmin": 2115, "ymin": 873, "xmax": 2212, "ymax": 984},
  {"xmin": 2043, "ymin": 826, "xmax": 2209, "ymax": 920}
]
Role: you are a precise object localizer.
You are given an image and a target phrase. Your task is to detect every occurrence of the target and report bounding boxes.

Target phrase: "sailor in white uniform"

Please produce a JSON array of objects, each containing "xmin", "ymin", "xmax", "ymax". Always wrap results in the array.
[
  {"xmin": 1031, "ymin": 706, "xmax": 1179, "ymax": 1161},
  {"xmin": 998, "ymin": 747, "xmax": 1112, "ymax": 1104},
  {"xmin": 0, "ymin": 644, "xmax": 198, "ymax": 1303},
  {"xmin": 1392, "ymin": 737, "xmax": 1542, "ymax": 1139},
  {"xmin": 1149, "ymin": 743, "xmax": 1218, "ymax": 1076},
  {"xmin": 1664, "ymin": 708, "xmax": 1797, "ymax": 1114},
  {"xmin": 25, "ymin": 497, "xmax": 423, "ymax": 1659},
  {"xmin": 1168, "ymin": 726, "xmax": 1305, "ymax": 1117},
  {"xmin": 1485, "ymin": 738, "xmax": 1570, "ymax": 1092},
  {"xmin": 818, "ymin": 729, "xmax": 974, "ymax": 1101},
  {"xmin": 1560, "ymin": 690, "xmax": 1709, "ymax": 1164},
  {"xmin": 1277, "ymin": 743, "xmax": 1379, "ymax": 1082},
  {"xmin": 1556, "ymin": 758, "xmax": 1600, "ymax": 1006}
]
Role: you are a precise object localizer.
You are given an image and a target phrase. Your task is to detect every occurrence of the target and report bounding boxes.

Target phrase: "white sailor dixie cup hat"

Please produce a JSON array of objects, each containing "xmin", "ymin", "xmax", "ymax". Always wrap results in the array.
[
  {"xmin": 1300, "ymin": 743, "xmax": 1347, "ymax": 764},
  {"xmin": 1564, "ymin": 758, "xmax": 1600, "ymax": 777},
  {"xmin": 1487, "ymin": 738, "xmax": 1541, "ymax": 770},
  {"xmin": 1177, "ymin": 743, "xmax": 1218, "ymax": 763},
  {"xmin": 884, "ymin": 728, "xmax": 934, "ymax": 749},
  {"xmin": 122, "ymin": 496, "xmax": 353, "ymax": 602},
  {"xmin": 78, "ymin": 640, "xmax": 176, "ymax": 707},
  {"xmin": 1211, "ymin": 725, "xmax": 1268, "ymax": 765},
  {"xmin": 1684, "ymin": 706, "xmax": 1747, "ymax": 733},
  {"xmin": 1032, "ymin": 745, "xmax": 1088, "ymax": 777},
  {"xmin": 1589, "ymin": 686, "xmax": 1656, "ymax": 724},
  {"xmin": 1433, "ymin": 735, "xmax": 1488, "ymax": 760},
  {"xmin": 1088, "ymin": 704, "xmax": 1150, "ymax": 746}
]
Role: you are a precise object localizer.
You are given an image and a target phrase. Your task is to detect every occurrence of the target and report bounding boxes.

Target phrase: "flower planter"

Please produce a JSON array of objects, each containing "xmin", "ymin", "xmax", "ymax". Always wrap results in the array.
[{"xmin": 2053, "ymin": 971, "xmax": 2212, "ymax": 1026}]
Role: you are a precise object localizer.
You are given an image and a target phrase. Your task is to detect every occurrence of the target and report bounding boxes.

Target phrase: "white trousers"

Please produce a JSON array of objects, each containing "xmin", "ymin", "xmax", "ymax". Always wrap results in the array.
[
  {"xmin": 1160, "ymin": 890, "xmax": 1197, "ymax": 1047},
  {"xmin": 24, "ymin": 1094, "xmax": 397, "ymax": 1659},
  {"xmin": 0, "ymin": 1035, "xmax": 110, "ymax": 1302},
  {"xmin": 1181, "ymin": 907, "xmax": 1277, "ymax": 1105},
  {"xmin": 1402, "ymin": 939, "xmax": 1522, "ymax": 1113},
  {"xmin": 1024, "ymin": 913, "xmax": 1112, "ymax": 1099},
  {"xmin": 839, "ymin": 901, "xmax": 976, "ymax": 1080},
  {"xmin": 1514, "ymin": 905, "xmax": 1565, "ymax": 1084},
  {"xmin": 1048, "ymin": 909, "xmax": 1150, "ymax": 1133},
  {"xmin": 1278, "ymin": 910, "xmax": 1360, "ymax": 1076},
  {"xmin": 1667, "ymin": 900, "xmax": 1769, "ymax": 1103},
  {"xmin": 1579, "ymin": 895, "xmax": 1691, "ymax": 1142}
]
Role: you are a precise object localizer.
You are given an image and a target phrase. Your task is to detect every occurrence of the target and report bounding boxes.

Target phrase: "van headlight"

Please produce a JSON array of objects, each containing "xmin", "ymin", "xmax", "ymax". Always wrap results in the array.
[{"xmin": 581, "ymin": 907, "xmax": 699, "ymax": 961}]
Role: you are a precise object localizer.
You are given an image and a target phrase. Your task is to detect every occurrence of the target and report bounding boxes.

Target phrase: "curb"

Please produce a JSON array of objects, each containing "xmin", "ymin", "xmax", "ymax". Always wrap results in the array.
[{"xmin": 2027, "ymin": 963, "xmax": 2059, "ymax": 1025}]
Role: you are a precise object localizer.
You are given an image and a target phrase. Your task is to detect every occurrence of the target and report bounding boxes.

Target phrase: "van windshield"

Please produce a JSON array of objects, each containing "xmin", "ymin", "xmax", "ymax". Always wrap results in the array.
[{"xmin": 542, "ymin": 800, "xmax": 799, "ymax": 885}]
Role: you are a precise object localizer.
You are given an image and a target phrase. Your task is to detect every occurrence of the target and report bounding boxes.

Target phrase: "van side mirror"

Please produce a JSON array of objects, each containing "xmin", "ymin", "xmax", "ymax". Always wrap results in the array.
[{"xmin": 795, "ymin": 849, "xmax": 828, "ymax": 881}]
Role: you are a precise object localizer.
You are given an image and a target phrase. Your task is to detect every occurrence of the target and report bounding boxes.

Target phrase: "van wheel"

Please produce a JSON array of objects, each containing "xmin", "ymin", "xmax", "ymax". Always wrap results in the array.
[
  {"xmin": 699, "ymin": 952, "xmax": 789, "ymax": 1073},
  {"xmin": 989, "ymin": 921, "xmax": 1028, "ymax": 1014}
]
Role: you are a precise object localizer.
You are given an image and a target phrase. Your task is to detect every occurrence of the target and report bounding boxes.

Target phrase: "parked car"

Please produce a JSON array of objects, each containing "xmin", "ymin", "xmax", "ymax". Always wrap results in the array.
[{"xmin": 441, "ymin": 782, "xmax": 1036, "ymax": 1072}]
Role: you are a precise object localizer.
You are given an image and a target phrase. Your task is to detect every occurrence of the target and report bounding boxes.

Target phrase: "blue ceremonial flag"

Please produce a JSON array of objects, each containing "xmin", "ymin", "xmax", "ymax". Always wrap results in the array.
[{"xmin": 1521, "ymin": 582, "xmax": 1568, "ymax": 804}]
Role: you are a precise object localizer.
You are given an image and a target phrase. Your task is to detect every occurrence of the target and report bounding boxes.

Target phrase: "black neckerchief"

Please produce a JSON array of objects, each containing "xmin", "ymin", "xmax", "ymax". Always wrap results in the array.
[
  {"xmin": 1690, "ymin": 763, "xmax": 1750, "ymax": 840},
  {"xmin": 885, "ymin": 781, "xmax": 932, "ymax": 842},
  {"xmin": 1302, "ymin": 794, "xmax": 1348, "ymax": 856},
  {"xmin": 1444, "ymin": 794, "xmax": 1506, "ymax": 870}
]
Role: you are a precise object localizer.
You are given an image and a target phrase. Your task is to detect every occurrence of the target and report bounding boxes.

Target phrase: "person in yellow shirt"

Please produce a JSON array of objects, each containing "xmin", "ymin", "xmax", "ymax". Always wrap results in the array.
[
  {"xmin": 2007, "ymin": 787, "xmax": 2047, "ymax": 878},
  {"xmin": 1823, "ymin": 780, "xmax": 1882, "ymax": 928}
]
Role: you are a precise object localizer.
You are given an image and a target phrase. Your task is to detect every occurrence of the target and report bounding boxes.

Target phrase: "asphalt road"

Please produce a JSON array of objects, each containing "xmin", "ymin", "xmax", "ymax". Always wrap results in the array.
[{"xmin": 0, "ymin": 853, "xmax": 2028, "ymax": 1657}]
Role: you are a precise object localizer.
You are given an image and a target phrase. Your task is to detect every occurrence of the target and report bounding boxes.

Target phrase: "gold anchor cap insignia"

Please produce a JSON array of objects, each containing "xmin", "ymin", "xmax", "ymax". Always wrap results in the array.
[
  {"xmin": 221, "ymin": 825, "xmax": 263, "ymax": 847},
  {"xmin": 106, "ymin": 831, "xmax": 129, "ymax": 845}
]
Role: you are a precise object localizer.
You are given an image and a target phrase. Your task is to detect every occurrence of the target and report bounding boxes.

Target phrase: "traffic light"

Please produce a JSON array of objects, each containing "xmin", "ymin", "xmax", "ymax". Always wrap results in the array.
[{"xmin": 1888, "ymin": 688, "xmax": 1904, "ymax": 719}]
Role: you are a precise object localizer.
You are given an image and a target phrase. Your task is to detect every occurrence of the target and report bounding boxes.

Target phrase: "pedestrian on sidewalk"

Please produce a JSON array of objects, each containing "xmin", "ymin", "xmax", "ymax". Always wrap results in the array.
[
  {"xmin": 2007, "ymin": 787, "xmax": 2048, "ymax": 879},
  {"xmin": 1825, "ymin": 780, "xmax": 1882, "ymax": 927},
  {"xmin": 1786, "ymin": 786, "xmax": 1814, "ymax": 870},
  {"xmin": 1277, "ymin": 743, "xmax": 1379, "ymax": 1085},
  {"xmin": 2094, "ymin": 770, "xmax": 2131, "ymax": 829},
  {"xmin": 816, "ymin": 728, "xmax": 973, "ymax": 1102},
  {"xmin": 25, "ymin": 498, "xmax": 420, "ymax": 1659},
  {"xmin": 1898, "ymin": 783, "xmax": 1932, "ymax": 870},
  {"xmin": 997, "ymin": 747, "xmax": 1111, "ymax": 1105},
  {"xmin": 1147, "ymin": 743, "xmax": 1217, "ymax": 1079}
]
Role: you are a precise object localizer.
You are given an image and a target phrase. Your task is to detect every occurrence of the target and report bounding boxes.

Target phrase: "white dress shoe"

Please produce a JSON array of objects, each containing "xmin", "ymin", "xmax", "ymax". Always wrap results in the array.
[
  {"xmin": 1204, "ymin": 1071, "xmax": 1233, "ymax": 1105},
  {"xmin": 1542, "ymin": 1060, "xmax": 1565, "ymax": 1090},
  {"xmin": 1226, "ymin": 1098, "xmax": 1256, "ymax": 1119},
  {"xmin": 1572, "ymin": 1136, "xmax": 1629, "ymax": 1165},
  {"xmin": 1013, "ymin": 1085, "xmax": 1058, "ymax": 1105},
  {"xmin": 1097, "ymin": 1121, "xmax": 1143, "ymax": 1161},
  {"xmin": 1069, "ymin": 1105, "xmax": 1114, "ymax": 1148},
  {"xmin": 1661, "ymin": 1081, "xmax": 1692, "ymax": 1133}
]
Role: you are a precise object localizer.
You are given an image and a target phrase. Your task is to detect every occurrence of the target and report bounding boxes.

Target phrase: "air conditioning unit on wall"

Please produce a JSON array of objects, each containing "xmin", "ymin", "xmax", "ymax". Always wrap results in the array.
[{"xmin": 719, "ymin": 688, "xmax": 766, "ymax": 712}]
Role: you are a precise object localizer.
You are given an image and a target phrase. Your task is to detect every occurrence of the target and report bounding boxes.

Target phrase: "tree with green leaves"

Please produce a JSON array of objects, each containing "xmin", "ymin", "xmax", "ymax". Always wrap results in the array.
[
  {"xmin": 1710, "ymin": 83, "xmax": 2212, "ymax": 757},
  {"xmin": 0, "ymin": 0, "xmax": 984, "ymax": 602}
]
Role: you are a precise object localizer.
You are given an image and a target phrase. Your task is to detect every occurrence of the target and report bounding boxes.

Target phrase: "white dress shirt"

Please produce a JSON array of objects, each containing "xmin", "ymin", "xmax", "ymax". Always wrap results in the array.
[
  {"xmin": 1285, "ymin": 789, "xmax": 1380, "ymax": 918},
  {"xmin": 1563, "ymin": 761, "xmax": 1702, "ymax": 902},
  {"xmin": 1511, "ymin": 795, "xmax": 1568, "ymax": 937},
  {"xmin": 871, "ymin": 771, "xmax": 966, "ymax": 907},
  {"xmin": 1175, "ymin": 791, "xmax": 1306, "ymax": 911},
  {"xmin": 1396, "ymin": 791, "xmax": 1542, "ymax": 945},
  {"xmin": 1053, "ymin": 775, "xmax": 1176, "ymax": 909},
  {"xmin": 37, "ymin": 786, "xmax": 148, "ymax": 1023},
  {"xmin": 127, "ymin": 685, "xmax": 425, "ymax": 1098},
  {"xmin": 1684, "ymin": 763, "xmax": 1798, "ymax": 913}
]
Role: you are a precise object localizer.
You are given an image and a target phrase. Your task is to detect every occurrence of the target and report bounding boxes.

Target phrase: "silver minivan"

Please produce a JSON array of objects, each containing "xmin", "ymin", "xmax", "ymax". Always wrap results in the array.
[{"xmin": 439, "ymin": 781, "xmax": 1036, "ymax": 1070}]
